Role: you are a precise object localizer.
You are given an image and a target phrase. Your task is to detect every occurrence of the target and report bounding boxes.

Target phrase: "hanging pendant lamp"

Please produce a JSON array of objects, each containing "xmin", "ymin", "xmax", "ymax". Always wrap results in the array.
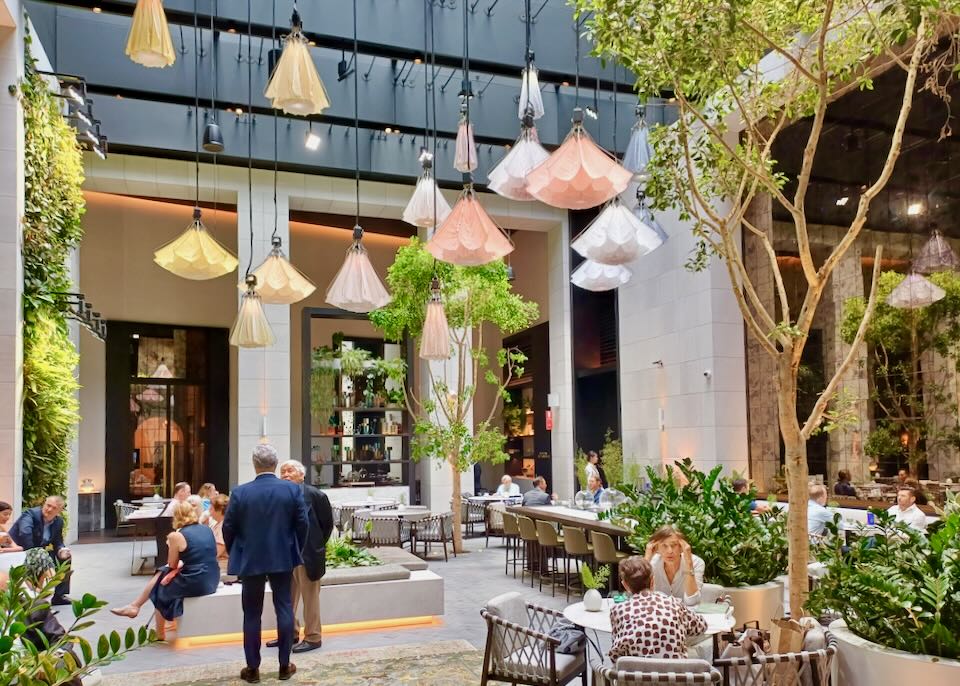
[
  {"xmin": 230, "ymin": 275, "xmax": 276, "ymax": 347},
  {"xmin": 886, "ymin": 272, "xmax": 946, "ymax": 309},
  {"xmin": 622, "ymin": 106, "xmax": 653, "ymax": 181},
  {"xmin": 264, "ymin": 7, "xmax": 331, "ymax": 115},
  {"xmin": 631, "ymin": 186, "xmax": 668, "ymax": 243},
  {"xmin": 419, "ymin": 277, "xmax": 451, "ymax": 360},
  {"xmin": 912, "ymin": 229, "xmax": 960, "ymax": 274},
  {"xmin": 526, "ymin": 108, "xmax": 632, "ymax": 210},
  {"xmin": 325, "ymin": 226, "xmax": 391, "ymax": 312},
  {"xmin": 572, "ymin": 196, "xmax": 662, "ymax": 265},
  {"xmin": 154, "ymin": 208, "xmax": 238, "ymax": 280},
  {"xmin": 126, "ymin": 0, "xmax": 176, "ymax": 68},
  {"xmin": 488, "ymin": 119, "xmax": 550, "ymax": 202},
  {"xmin": 454, "ymin": 108, "xmax": 478, "ymax": 173},
  {"xmin": 244, "ymin": 236, "xmax": 317, "ymax": 304},
  {"xmin": 518, "ymin": 64, "xmax": 545, "ymax": 120},
  {"xmin": 427, "ymin": 184, "xmax": 514, "ymax": 266},
  {"xmin": 571, "ymin": 260, "xmax": 632, "ymax": 291},
  {"xmin": 403, "ymin": 150, "xmax": 452, "ymax": 228}
]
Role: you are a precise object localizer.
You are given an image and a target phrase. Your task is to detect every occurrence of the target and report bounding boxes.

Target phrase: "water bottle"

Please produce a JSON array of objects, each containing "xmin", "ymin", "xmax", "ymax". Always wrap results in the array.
[{"xmin": 867, "ymin": 512, "xmax": 876, "ymax": 526}]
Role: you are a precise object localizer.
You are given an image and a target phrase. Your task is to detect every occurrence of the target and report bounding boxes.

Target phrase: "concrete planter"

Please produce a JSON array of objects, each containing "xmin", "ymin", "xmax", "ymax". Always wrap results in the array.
[
  {"xmin": 829, "ymin": 620, "xmax": 960, "ymax": 686},
  {"xmin": 704, "ymin": 580, "xmax": 784, "ymax": 629}
]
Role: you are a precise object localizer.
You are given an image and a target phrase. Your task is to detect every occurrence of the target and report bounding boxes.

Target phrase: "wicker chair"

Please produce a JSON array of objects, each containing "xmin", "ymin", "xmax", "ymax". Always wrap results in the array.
[
  {"xmin": 480, "ymin": 591, "xmax": 587, "ymax": 686},
  {"xmin": 461, "ymin": 499, "xmax": 486, "ymax": 537},
  {"xmin": 413, "ymin": 512, "xmax": 455, "ymax": 561},
  {"xmin": 339, "ymin": 504, "xmax": 368, "ymax": 535},
  {"xmin": 367, "ymin": 516, "xmax": 412, "ymax": 548},
  {"xmin": 114, "ymin": 501, "xmax": 136, "ymax": 536},
  {"xmin": 350, "ymin": 509, "xmax": 372, "ymax": 543},
  {"xmin": 592, "ymin": 657, "xmax": 722, "ymax": 685},
  {"xmin": 713, "ymin": 628, "xmax": 837, "ymax": 686},
  {"xmin": 486, "ymin": 501, "xmax": 507, "ymax": 547}
]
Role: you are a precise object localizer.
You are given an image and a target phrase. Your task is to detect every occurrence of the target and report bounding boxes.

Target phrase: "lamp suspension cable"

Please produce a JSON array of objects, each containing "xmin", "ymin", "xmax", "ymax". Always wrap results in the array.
[
  {"xmin": 574, "ymin": 22, "xmax": 580, "ymax": 107},
  {"xmin": 462, "ymin": 0, "xmax": 472, "ymax": 176},
  {"xmin": 210, "ymin": 0, "xmax": 216, "ymax": 113},
  {"xmin": 612, "ymin": 60, "xmax": 618, "ymax": 155},
  {"xmin": 245, "ymin": 0, "xmax": 253, "ymax": 277},
  {"xmin": 423, "ymin": 0, "xmax": 429, "ymax": 148},
  {"xmin": 353, "ymin": 0, "xmax": 360, "ymax": 228},
  {"xmin": 524, "ymin": 0, "xmax": 532, "ymax": 117},
  {"xmin": 272, "ymin": 0, "xmax": 279, "ymax": 242},
  {"xmin": 193, "ymin": 0, "xmax": 200, "ymax": 206},
  {"xmin": 429, "ymin": 0, "xmax": 439, "ymax": 229}
]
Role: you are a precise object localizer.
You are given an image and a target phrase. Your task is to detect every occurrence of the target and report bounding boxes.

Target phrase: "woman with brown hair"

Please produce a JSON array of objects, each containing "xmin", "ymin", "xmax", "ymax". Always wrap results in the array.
[
  {"xmin": 644, "ymin": 525, "xmax": 705, "ymax": 606},
  {"xmin": 110, "ymin": 500, "xmax": 219, "ymax": 639},
  {"xmin": 609, "ymin": 556, "xmax": 707, "ymax": 660},
  {"xmin": 207, "ymin": 494, "xmax": 230, "ymax": 575}
]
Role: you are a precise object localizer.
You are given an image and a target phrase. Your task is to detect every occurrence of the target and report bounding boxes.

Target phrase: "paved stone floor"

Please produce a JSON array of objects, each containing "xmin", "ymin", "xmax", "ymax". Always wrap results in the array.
[{"xmin": 70, "ymin": 534, "xmax": 607, "ymax": 677}]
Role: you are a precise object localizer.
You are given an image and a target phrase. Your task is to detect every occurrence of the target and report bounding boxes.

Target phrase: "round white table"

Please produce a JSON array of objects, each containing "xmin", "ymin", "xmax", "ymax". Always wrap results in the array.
[
  {"xmin": 563, "ymin": 599, "xmax": 735, "ymax": 636},
  {"xmin": 0, "ymin": 550, "xmax": 26, "ymax": 572}
]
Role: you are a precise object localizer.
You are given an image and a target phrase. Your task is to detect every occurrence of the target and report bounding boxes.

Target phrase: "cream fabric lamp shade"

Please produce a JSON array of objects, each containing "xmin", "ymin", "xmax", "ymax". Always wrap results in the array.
[
  {"xmin": 153, "ymin": 207, "xmax": 238, "ymax": 280},
  {"xmin": 622, "ymin": 111, "xmax": 653, "ymax": 181},
  {"xmin": 570, "ymin": 260, "xmax": 632, "ymax": 291},
  {"xmin": 264, "ymin": 10, "xmax": 331, "ymax": 116},
  {"xmin": 325, "ymin": 226, "xmax": 391, "ymax": 313},
  {"xmin": 126, "ymin": 0, "xmax": 176, "ymax": 68},
  {"xmin": 488, "ymin": 124, "xmax": 550, "ymax": 202},
  {"xmin": 245, "ymin": 237, "xmax": 316, "ymax": 304},
  {"xmin": 912, "ymin": 230, "xmax": 960, "ymax": 274},
  {"xmin": 426, "ymin": 187, "xmax": 514, "ymax": 266},
  {"xmin": 403, "ymin": 154, "xmax": 452, "ymax": 228},
  {"xmin": 885, "ymin": 272, "xmax": 946, "ymax": 309},
  {"xmin": 454, "ymin": 119, "xmax": 478, "ymax": 173},
  {"xmin": 571, "ymin": 197, "xmax": 663, "ymax": 265},
  {"xmin": 518, "ymin": 65, "xmax": 545, "ymax": 120},
  {"xmin": 230, "ymin": 276, "xmax": 276, "ymax": 348},
  {"xmin": 419, "ymin": 279, "xmax": 451, "ymax": 361}
]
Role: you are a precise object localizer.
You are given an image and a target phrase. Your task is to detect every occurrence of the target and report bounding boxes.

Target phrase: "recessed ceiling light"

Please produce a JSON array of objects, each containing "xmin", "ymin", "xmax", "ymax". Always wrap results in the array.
[
  {"xmin": 227, "ymin": 27, "xmax": 237, "ymax": 34},
  {"xmin": 504, "ymin": 143, "xmax": 511, "ymax": 150},
  {"xmin": 835, "ymin": 196, "xmax": 849, "ymax": 207},
  {"xmin": 305, "ymin": 128, "xmax": 321, "ymax": 151},
  {"xmin": 235, "ymin": 107, "xmax": 243, "ymax": 115},
  {"xmin": 385, "ymin": 127, "xmax": 393, "ymax": 134},
  {"xmin": 907, "ymin": 202, "xmax": 924, "ymax": 216},
  {"xmin": 414, "ymin": 58, "xmax": 422, "ymax": 64},
  {"xmin": 561, "ymin": 81, "xmax": 570, "ymax": 87},
  {"xmin": 308, "ymin": 40, "xmax": 316, "ymax": 47},
  {"xmin": 92, "ymin": 6, "xmax": 102, "ymax": 13},
  {"xmin": 115, "ymin": 93, "xmax": 124, "ymax": 100}
]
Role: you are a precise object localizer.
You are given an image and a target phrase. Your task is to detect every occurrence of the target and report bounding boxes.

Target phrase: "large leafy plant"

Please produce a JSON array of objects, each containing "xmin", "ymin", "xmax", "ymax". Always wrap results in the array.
[
  {"xmin": 325, "ymin": 530, "xmax": 382, "ymax": 569},
  {"xmin": 0, "ymin": 566, "xmax": 155, "ymax": 684},
  {"xmin": 808, "ymin": 499, "xmax": 960, "ymax": 658},
  {"xmin": 607, "ymin": 460, "xmax": 788, "ymax": 587}
]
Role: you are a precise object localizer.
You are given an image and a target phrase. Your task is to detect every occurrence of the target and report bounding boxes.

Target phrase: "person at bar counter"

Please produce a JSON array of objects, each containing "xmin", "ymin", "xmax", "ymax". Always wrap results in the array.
[
  {"xmin": 496, "ymin": 474, "xmax": 520, "ymax": 496},
  {"xmin": 644, "ymin": 525, "xmax": 704, "ymax": 606},
  {"xmin": 888, "ymin": 486, "xmax": 927, "ymax": 532},
  {"xmin": 834, "ymin": 470, "xmax": 857, "ymax": 497},
  {"xmin": 521, "ymin": 476, "xmax": 554, "ymax": 506},
  {"xmin": 608, "ymin": 556, "xmax": 707, "ymax": 661}
]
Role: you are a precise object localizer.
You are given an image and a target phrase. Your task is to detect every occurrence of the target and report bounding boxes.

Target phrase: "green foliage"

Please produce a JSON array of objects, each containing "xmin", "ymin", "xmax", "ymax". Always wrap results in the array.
[
  {"xmin": 20, "ymin": 40, "xmax": 85, "ymax": 507},
  {"xmin": 607, "ymin": 459, "xmax": 788, "ymax": 587},
  {"xmin": 310, "ymin": 346, "xmax": 338, "ymax": 423},
  {"xmin": 339, "ymin": 347, "xmax": 372, "ymax": 380},
  {"xmin": 581, "ymin": 564, "xmax": 610, "ymax": 591},
  {"xmin": 600, "ymin": 429, "xmax": 624, "ymax": 489},
  {"xmin": 808, "ymin": 501, "xmax": 960, "ymax": 658},
  {"xmin": 0, "ymin": 565, "xmax": 156, "ymax": 684},
  {"xmin": 324, "ymin": 529, "xmax": 383, "ymax": 569},
  {"xmin": 864, "ymin": 425, "xmax": 905, "ymax": 462}
]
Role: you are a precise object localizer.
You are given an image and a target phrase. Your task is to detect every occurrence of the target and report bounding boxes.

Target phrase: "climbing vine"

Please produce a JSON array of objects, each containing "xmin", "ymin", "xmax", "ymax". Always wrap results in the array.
[{"xmin": 20, "ymin": 34, "xmax": 85, "ymax": 506}]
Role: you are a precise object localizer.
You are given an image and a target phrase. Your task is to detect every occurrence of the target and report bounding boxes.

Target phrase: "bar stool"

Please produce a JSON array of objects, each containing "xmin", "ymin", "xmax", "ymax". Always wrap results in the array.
[
  {"xmin": 516, "ymin": 516, "xmax": 540, "ymax": 588},
  {"xmin": 501, "ymin": 512, "xmax": 521, "ymax": 577},
  {"xmin": 535, "ymin": 520, "xmax": 565, "ymax": 597},
  {"xmin": 561, "ymin": 526, "xmax": 594, "ymax": 601},
  {"xmin": 591, "ymin": 531, "xmax": 629, "ymax": 593}
]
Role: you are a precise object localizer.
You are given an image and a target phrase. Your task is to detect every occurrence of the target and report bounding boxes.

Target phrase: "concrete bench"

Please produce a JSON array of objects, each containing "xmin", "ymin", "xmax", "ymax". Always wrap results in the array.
[
  {"xmin": 371, "ymin": 547, "xmax": 429, "ymax": 571},
  {"xmin": 321, "ymin": 562, "xmax": 410, "ymax": 585}
]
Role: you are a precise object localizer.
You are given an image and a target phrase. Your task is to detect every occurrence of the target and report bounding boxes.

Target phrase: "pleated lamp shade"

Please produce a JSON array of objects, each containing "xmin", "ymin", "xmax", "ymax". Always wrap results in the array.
[
  {"xmin": 403, "ymin": 156, "xmax": 452, "ymax": 228},
  {"xmin": 912, "ymin": 230, "xmax": 960, "ymax": 274},
  {"xmin": 230, "ymin": 276, "xmax": 276, "ymax": 348},
  {"xmin": 454, "ymin": 119, "xmax": 478, "ymax": 173},
  {"xmin": 571, "ymin": 260, "xmax": 632, "ymax": 291},
  {"xmin": 325, "ymin": 226, "xmax": 391, "ymax": 313},
  {"xmin": 886, "ymin": 272, "xmax": 946, "ymax": 309},
  {"xmin": 518, "ymin": 65, "xmax": 545, "ymax": 120},
  {"xmin": 526, "ymin": 111, "xmax": 632, "ymax": 210},
  {"xmin": 572, "ymin": 197, "xmax": 663, "ymax": 265},
  {"xmin": 631, "ymin": 185, "xmax": 669, "ymax": 243},
  {"xmin": 125, "ymin": 0, "xmax": 176, "ymax": 68},
  {"xmin": 419, "ymin": 279, "xmax": 451, "ymax": 361},
  {"xmin": 154, "ymin": 207, "xmax": 239, "ymax": 280},
  {"xmin": 245, "ymin": 237, "xmax": 317, "ymax": 304},
  {"xmin": 488, "ymin": 124, "xmax": 550, "ymax": 202},
  {"xmin": 427, "ymin": 187, "xmax": 514, "ymax": 266},
  {"xmin": 622, "ymin": 115, "xmax": 653, "ymax": 181},
  {"xmin": 264, "ymin": 11, "xmax": 331, "ymax": 116}
]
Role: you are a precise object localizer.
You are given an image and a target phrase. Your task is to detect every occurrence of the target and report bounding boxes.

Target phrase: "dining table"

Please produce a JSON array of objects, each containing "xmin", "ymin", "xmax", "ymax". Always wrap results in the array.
[{"xmin": 125, "ymin": 507, "xmax": 172, "ymax": 575}]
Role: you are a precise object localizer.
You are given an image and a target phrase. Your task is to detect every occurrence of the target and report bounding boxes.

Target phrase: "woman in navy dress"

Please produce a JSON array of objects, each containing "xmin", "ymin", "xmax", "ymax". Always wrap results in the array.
[{"xmin": 111, "ymin": 500, "xmax": 219, "ymax": 639}]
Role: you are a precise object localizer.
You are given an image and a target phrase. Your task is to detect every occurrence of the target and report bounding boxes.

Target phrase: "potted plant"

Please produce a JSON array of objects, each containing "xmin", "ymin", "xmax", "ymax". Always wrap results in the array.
[
  {"xmin": 808, "ymin": 500, "xmax": 960, "ymax": 683},
  {"xmin": 310, "ymin": 345, "xmax": 338, "ymax": 427},
  {"xmin": 580, "ymin": 564, "xmax": 610, "ymax": 612},
  {"xmin": 339, "ymin": 346, "xmax": 371, "ymax": 407},
  {"xmin": 606, "ymin": 459, "xmax": 788, "ymax": 628}
]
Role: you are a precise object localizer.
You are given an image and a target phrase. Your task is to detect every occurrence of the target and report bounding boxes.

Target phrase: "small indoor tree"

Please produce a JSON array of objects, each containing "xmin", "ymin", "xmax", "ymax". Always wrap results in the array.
[
  {"xmin": 577, "ymin": 0, "xmax": 959, "ymax": 614},
  {"xmin": 370, "ymin": 238, "xmax": 538, "ymax": 553}
]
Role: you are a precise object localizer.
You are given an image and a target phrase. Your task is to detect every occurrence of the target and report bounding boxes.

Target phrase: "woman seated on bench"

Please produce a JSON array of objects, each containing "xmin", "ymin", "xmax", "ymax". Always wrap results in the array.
[{"xmin": 110, "ymin": 500, "xmax": 219, "ymax": 639}]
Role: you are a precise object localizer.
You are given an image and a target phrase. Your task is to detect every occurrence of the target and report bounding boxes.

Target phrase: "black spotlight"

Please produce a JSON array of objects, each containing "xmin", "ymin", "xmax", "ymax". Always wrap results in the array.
[{"xmin": 203, "ymin": 121, "xmax": 224, "ymax": 153}]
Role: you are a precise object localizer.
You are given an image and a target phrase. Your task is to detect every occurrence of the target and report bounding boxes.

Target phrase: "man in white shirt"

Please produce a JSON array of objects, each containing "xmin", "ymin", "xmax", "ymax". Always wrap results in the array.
[
  {"xmin": 887, "ymin": 486, "xmax": 927, "ymax": 532},
  {"xmin": 807, "ymin": 484, "xmax": 833, "ymax": 537},
  {"xmin": 495, "ymin": 475, "xmax": 520, "ymax": 497}
]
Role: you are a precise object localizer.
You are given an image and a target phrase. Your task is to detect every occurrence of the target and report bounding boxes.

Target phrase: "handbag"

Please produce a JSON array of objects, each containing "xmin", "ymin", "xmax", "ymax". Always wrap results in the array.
[{"xmin": 547, "ymin": 617, "xmax": 586, "ymax": 655}]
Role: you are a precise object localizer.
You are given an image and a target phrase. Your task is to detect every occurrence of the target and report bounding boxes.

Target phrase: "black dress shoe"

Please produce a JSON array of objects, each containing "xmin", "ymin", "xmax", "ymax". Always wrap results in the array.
[
  {"xmin": 279, "ymin": 663, "xmax": 297, "ymax": 680},
  {"xmin": 240, "ymin": 667, "xmax": 260, "ymax": 683},
  {"xmin": 292, "ymin": 640, "xmax": 322, "ymax": 653},
  {"xmin": 265, "ymin": 638, "xmax": 280, "ymax": 648},
  {"xmin": 51, "ymin": 596, "xmax": 71, "ymax": 606}
]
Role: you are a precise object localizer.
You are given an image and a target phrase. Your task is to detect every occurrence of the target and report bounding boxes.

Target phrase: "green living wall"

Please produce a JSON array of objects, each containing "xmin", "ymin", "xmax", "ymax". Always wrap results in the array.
[{"xmin": 20, "ymin": 36, "xmax": 85, "ymax": 506}]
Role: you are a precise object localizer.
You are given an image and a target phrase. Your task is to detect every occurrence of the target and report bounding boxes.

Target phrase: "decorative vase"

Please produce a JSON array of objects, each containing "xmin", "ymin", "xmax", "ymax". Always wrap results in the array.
[
  {"xmin": 398, "ymin": 503, "xmax": 406, "ymax": 512},
  {"xmin": 583, "ymin": 589, "xmax": 603, "ymax": 612}
]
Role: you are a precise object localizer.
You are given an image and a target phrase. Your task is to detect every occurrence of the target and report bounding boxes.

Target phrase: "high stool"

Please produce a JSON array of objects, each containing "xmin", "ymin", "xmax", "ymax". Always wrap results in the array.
[
  {"xmin": 591, "ymin": 531, "xmax": 629, "ymax": 593},
  {"xmin": 516, "ymin": 516, "xmax": 541, "ymax": 587},
  {"xmin": 561, "ymin": 526, "xmax": 594, "ymax": 601},
  {"xmin": 501, "ymin": 512, "xmax": 521, "ymax": 577},
  {"xmin": 535, "ymin": 520, "xmax": 565, "ymax": 597}
]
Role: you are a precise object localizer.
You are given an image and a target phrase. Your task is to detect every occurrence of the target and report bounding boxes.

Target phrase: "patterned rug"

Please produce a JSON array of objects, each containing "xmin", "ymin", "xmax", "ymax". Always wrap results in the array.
[{"xmin": 102, "ymin": 641, "xmax": 483, "ymax": 686}]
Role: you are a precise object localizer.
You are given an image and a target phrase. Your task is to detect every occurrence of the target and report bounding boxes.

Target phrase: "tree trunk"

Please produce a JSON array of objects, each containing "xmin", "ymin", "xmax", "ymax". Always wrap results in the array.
[
  {"xmin": 450, "ymin": 457, "xmax": 464, "ymax": 554},
  {"xmin": 777, "ymin": 358, "xmax": 810, "ymax": 617}
]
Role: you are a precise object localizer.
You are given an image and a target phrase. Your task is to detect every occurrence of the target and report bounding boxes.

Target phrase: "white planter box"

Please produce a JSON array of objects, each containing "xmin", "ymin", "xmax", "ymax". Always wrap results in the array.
[
  {"xmin": 704, "ymin": 580, "xmax": 784, "ymax": 629},
  {"xmin": 830, "ymin": 619, "xmax": 960, "ymax": 686}
]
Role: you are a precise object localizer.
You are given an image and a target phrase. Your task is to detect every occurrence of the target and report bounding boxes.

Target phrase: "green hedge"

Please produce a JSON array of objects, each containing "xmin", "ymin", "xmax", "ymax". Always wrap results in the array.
[{"xmin": 20, "ymin": 36, "xmax": 85, "ymax": 507}]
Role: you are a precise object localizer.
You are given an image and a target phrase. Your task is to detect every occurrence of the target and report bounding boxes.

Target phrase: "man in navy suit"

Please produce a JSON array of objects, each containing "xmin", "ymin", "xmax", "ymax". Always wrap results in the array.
[
  {"xmin": 9, "ymin": 495, "xmax": 72, "ymax": 604},
  {"xmin": 223, "ymin": 445, "xmax": 308, "ymax": 683}
]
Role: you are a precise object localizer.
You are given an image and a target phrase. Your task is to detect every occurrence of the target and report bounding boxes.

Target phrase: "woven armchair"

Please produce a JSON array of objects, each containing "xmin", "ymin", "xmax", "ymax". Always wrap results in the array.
[
  {"xmin": 367, "ymin": 516, "xmax": 412, "ymax": 548},
  {"xmin": 461, "ymin": 499, "xmax": 486, "ymax": 537},
  {"xmin": 592, "ymin": 658, "xmax": 722, "ymax": 685},
  {"xmin": 114, "ymin": 501, "xmax": 136, "ymax": 536},
  {"xmin": 486, "ymin": 501, "xmax": 506, "ymax": 547},
  {"xmin": 413, "ymin": 512, "xmax": 455, "ymax": 561},
  {"xmin": 350, "ymin": 509, "xmax": 372, "ymax": 543},
  {"xmin": 480, "ymin": 591, "xmax": 587, "ymax": 686},
  {"xmin": 713, "ymin": 630, "xmax": 837, "ymax": 686}
]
